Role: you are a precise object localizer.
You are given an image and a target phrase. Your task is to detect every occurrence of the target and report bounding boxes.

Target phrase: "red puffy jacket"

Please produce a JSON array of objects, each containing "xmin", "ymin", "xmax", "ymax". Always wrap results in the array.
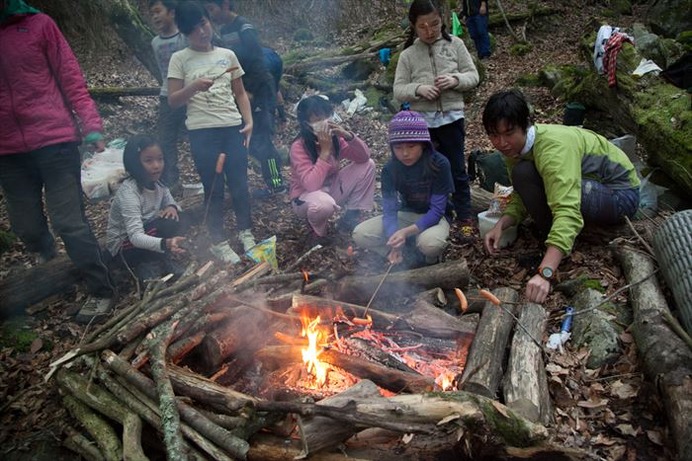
[{"xmin": 0, "ymin": 13, "xmax": 102, "ymax": 156}]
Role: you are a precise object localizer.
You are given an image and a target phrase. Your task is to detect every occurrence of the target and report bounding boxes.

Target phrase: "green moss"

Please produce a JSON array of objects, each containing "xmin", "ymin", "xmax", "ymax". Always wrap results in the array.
[
  {"xmin": 509, "ymin": 42, "xmax": 533, "ymax": 57},
  {"xmin": 282, "ymin": 49, "xmax": 313, "ymax": 67},
  {"xmin": 632, "ymin": 83, "xmax": 692, "ymax": 195},
  {"xmin": 364, "ymin": 87, "xmax": 384, "ymax": 109},
  {"xmin": 514, "ymin": 73, "xmax": 543, "ymax": 87},
  {"xmin": 582, "ymin": 278, "xmax": 606, "ymax": 293},
  {"xmin": 479, "ymin": 400, "xmax": 536, "ymax": 447},
  {"xmin": 0, "ymin": 318, "xmax": 42, "ymax": 353},
  {"xmin": 0, "ymin": 229, "xmax": 16, "ymax": 255}
]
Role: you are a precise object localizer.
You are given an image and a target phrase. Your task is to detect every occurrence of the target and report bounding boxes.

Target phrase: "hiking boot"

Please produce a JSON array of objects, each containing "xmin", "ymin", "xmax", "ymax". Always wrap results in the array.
[
  {"xmin": 251, "ymin": 188, "xmax": 274, "ymax": 200},
  {"xmin": 238, "ymin": 229, "xmax": 256, "ymax": 252},
  {"xmin": 75, "ymin": 295, "xmax": 116, "ymax": 324},
  {"xmin": 252, "ymin": 185, "xmax": 287, "ymax": 200},
  {"xmin": 210, "ymin": 241, "xmax": 241, "ymax": 264}
]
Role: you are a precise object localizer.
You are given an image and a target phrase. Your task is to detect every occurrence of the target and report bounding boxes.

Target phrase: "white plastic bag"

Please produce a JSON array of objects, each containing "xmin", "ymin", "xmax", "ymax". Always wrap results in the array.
[{"xmin": 81, "ymin": 147, "xmax": 126, "ymax": 201}]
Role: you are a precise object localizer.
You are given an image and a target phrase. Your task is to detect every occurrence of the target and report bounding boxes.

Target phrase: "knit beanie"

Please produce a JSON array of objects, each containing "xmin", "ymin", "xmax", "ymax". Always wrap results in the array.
[{"xmin": 388, "ymin": 111, "xmax": 431, "ymax": 147}]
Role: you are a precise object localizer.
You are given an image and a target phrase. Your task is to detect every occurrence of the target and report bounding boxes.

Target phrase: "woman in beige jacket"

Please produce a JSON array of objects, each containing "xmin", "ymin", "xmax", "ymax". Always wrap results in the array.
[{"xmin": 394, "ymin": 0, "xmax": 479, "ymax": 238}]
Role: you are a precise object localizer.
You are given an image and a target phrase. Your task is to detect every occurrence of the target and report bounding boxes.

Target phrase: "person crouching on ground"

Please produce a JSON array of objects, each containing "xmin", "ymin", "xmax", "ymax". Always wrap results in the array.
[
  {"xmin": 353, "ymin": 110, "xmax": 454, "ymax": 267},
  {"xmin": 481, "ymin": 89, "xmax": 640, "ymax": 303},
  {"xmin": 106, "ymin": 135, "xmax": 186, "ymax": 285},
  {"xmin": 289, "ymin": 95, "xmax": 376, "ymax": 244}
]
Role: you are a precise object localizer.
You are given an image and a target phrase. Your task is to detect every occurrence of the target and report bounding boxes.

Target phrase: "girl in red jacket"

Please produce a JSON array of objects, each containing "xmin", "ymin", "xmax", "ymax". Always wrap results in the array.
[{"xmin": 289, "ymin": 96, "xmax": 376, "ymax": 243}]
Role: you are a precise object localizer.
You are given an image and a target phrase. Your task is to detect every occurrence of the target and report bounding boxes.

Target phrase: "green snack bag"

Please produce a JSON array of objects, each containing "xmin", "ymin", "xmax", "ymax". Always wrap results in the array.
[
  {"xmin": 245, "ymin": 235, "xmax": 278, "ymax": 271},
  {"xmin": 452, "ymin": 12, "xmax": 463, "ymax": 37}
]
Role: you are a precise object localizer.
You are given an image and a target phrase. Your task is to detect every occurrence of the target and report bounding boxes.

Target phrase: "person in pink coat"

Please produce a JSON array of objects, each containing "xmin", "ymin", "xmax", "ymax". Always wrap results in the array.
[
  {"xmin": 289, "ymin": 96, "xmax": 376, "ymax": 243},
  {"xmin": 0, "ymin": 0, "xmax": 116, "ymax": 323}
]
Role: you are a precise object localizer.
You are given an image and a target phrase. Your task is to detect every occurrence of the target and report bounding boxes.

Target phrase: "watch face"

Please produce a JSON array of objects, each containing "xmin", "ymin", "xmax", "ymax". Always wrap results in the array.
[{"xmin": 541, "ymin": 267, "xmax": 554, "ymax": 279}]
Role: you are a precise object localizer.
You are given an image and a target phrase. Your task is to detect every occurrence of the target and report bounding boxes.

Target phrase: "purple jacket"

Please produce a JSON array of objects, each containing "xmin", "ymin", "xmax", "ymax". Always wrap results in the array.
[{"xmin": 0, "ymin": 13, "xmax": 102, "ymax": 155}]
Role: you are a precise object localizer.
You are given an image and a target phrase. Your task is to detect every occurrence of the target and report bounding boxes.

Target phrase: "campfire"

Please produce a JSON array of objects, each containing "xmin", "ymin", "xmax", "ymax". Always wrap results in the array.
[{"xmin": 50, "ymin": 260, "xmax": 557, "ymax": 460}]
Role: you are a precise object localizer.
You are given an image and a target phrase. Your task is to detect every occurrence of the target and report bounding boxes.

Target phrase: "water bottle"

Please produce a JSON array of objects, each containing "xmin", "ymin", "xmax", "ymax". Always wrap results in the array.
[{"xmin": 561, "ymin": 306, "xmax": 574, "ymax": 333}]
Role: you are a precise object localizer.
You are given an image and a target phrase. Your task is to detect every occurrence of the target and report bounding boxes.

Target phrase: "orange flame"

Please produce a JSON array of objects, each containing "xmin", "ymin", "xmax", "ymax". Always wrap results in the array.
[
  {"xmin": 435, "ymin": 370, "xmax": 456, "ymax": 391},
  {"xmin": 300, "ymin": 313, "xmax": 328, "ymax": 386},
  {"xmin": 302, "ymin": 270, "xmax": 310, "ymax": 283}
]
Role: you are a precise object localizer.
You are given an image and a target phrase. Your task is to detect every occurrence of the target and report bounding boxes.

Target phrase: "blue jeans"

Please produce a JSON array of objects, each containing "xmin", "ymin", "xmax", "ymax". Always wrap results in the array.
[
  {"xmin": 188, "ymin": 127, "xmax": 252, "ymax": 243},
  {"xmin": 467, "ymin": 14, "xmax": 491, "ymax": 59},
  {"xmin": 0, "ymin": 143, "xmax": 115, "ymax": 297},
  {"xmin": 512, "ymin": 160, "xmax": 640, "ymax": 238},
  {"xmin": 429, "ymin": 118, "xmax": 472, "ymax": 222},
  {"xmin": 158, "ymin": 96, "xmax": 187, "ymax": 187}
]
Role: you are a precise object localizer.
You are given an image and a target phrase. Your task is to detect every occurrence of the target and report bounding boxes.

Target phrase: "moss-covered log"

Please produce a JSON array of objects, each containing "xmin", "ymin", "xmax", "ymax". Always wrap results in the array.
[{"xmin": 541, "ymin": 33, "xmax": 691, "ymax": 196}]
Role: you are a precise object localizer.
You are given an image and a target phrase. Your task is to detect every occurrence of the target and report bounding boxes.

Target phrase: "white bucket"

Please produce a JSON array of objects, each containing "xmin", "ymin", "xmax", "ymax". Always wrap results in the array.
[{"xmin": 477, "ymin": 211, "xmax": 518, "ymax": 248}]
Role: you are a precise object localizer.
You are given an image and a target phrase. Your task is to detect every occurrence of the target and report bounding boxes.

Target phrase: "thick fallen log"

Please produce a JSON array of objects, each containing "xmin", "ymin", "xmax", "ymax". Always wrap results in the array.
[
  {"xmin": 334, "ymin": 259, "xmax": 469, "ymax": 306},
  {"xmin": 616, "ymin": 245, "xmax": 692, "ymax": 461},
  {"xmin": 254, "ymin": 382, "xmax": 549, "ymax": 455},
  {"xmin": 296, "ymin": 379, "xmax": 382, "ymax": 458},
  {"xmin": 0, "ymin": 194, "xmax": 203, "ymax": 315},
  {"xmin": 89, "ymin": 86, "xmax": 160, "ymax": 100},
  {"xmin": 459, "ymin": 287, "xmax": 518, "ymax": 398},
  {"xmin": 62, "ymin": 395, "xmax": 123, "ymax": 461},
  {"xmin": 502, "ymin": 302, "xmax": 553, "ymax": 425}
]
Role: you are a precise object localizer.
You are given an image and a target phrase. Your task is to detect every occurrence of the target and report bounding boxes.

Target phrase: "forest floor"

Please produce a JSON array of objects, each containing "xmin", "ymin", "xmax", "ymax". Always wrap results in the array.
[{"xmin": 0, "ymin": 2, "xmax": 677, "ymax": 460}]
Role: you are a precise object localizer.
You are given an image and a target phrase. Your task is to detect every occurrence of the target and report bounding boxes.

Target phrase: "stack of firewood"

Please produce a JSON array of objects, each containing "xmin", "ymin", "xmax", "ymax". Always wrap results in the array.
[{"xmin": 50, "ymin": 259, "xmax": 596, "ymax": 461}]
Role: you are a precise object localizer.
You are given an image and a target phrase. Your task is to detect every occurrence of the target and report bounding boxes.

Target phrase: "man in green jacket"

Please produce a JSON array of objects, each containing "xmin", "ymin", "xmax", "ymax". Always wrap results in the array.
[{"xmin": 481, "ymin": 89, "xmax": 640, "ymax": 303}]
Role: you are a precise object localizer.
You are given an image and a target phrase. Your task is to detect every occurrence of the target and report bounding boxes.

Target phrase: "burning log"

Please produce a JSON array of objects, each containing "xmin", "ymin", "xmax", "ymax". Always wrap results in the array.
[
  {"xmin": 502, "ymin": 302, "xmax": 553, "ymax": 425},
  {"xmin": 320, "ymin": 349, "xmax": 434, "ymax": 393},
  {"xmin": 254, "ymin": 344, "xmax": 433, "ymax": 394},
  {"xmin": 296, "ymin": 380, "xmax": 382, "ymax": 458},
  {"xmin": 340, "ymin": 337, "xmax": 419, "ymax": 374},
  {"xmin": 458, "ymin": 288, "xmax": 519, "ymax": 398},
  {"xmin": 335, "ymin": 259, "xmax": 470, "ymax": 306},
  {"xmin": 290, "ymin": 294, "xmax": 475, "ymax": 340},
  {"xmin": 199, "ymin": 306, "xmax": 270, "ymax": 371},
  {"xmin": 616, "ymin": 245, "xmax": 692, "ymax": 461}
]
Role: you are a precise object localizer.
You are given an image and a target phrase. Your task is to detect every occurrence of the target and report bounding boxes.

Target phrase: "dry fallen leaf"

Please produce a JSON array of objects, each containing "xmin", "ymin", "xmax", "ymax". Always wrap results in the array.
[
  {"xmin": 646, "ymin": 430, "xmax": 663, "ymax": 446},
  {"xmin": 29, "ymin": 338, "xmax": 43, "ymax": 354},
  {"xmin": 610, "ymin": 380, "xmax": 638, "ymax": 399},
  {"xmin": 401, "ymin": 433, "xmax": 414, "ymax": 444},
  {"xmin": 614, "ymin": 424, "xmax": 639, "ymax": 437},
  {"xmin": 577, "ymin": 398, "xmax": 609, "ymax": 409}
]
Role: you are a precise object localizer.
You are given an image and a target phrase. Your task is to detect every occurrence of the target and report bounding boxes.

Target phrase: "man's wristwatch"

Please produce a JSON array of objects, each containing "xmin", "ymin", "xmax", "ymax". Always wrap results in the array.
[{"xmin": 538, "ymin": 266, "xmax": 554, "ymax": 280}]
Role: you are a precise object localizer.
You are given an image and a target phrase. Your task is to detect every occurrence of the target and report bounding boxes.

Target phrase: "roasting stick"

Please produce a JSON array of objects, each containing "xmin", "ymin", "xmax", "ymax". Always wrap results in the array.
[
  {"xmin": 202, "ymin": 153, "xmax": 226, "ymax": 227},
  {"xmin": 363, "ymin": 262, "xmax": 394, "ymax": 317}
]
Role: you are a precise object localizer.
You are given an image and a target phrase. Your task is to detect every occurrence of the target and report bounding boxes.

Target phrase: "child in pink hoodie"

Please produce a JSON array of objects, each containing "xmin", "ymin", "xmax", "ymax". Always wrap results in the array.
[{"xmin": 289, "ymin": 96, "xmax": 375, "ymax": 242}]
